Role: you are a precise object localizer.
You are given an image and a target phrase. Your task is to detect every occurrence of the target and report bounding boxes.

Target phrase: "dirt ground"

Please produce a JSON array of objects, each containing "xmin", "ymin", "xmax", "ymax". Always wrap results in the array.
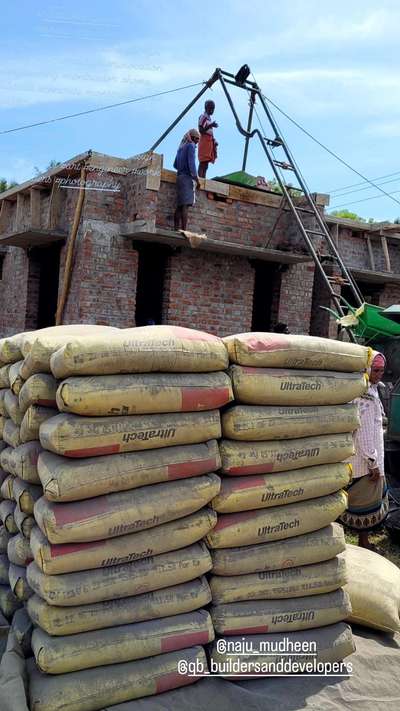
[{"xmin": 344, "ymin": 525, "xmax": 400, "ymax": 567}]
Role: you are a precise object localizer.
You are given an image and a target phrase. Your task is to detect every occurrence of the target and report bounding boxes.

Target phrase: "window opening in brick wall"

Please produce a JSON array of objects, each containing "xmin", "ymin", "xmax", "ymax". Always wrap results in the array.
[
  {"xmin": 27, "ymin": 244, "xmax": 62, "ymax": 329},
  {"xmin": 135, "ymin": 243, "xmax": 169, "ymax": 326},
  {"xmin": 251, "ymin": 261, "xmax": 282, "ymax": 331},
  {"xmin": 342, "ymin": 281, "xmax": 383, "ymax": 307}
]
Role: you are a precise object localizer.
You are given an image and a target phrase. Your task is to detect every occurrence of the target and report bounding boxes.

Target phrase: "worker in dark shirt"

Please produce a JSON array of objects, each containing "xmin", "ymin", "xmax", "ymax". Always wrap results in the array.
[{"xmin": 173, "ymin": 129, "xmax": 200, "ymax": 231}]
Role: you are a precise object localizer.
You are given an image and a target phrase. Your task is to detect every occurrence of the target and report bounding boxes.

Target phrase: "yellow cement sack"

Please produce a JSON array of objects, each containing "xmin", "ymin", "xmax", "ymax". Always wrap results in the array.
[
  {"xmin": 0, "ymin": 500, "xmax": 18, "ymax": 533},
  {"xmin": 0, "ymin": 446, "xmax": 16, "ymax": 475},
  {"xmin": 207, "ymin": 490, "xmax": 348, "ymax": 549},
  {"xmin": 0, "ymin": 583, "xmax": 22, "ymax": 617},
  {"xmin": 34, "ymin": 473, "xmax": 220, "ymax": 544},
  {"xmin": 20, "ymin": 405, "xmax": 58, "ymax": 443},
  {"xmin": 2, "ymin": 418, "xmax": 21, "ymax": 448},
  {"xmin": 0, "ymin": 332, "xmax": 34, "ymax": 364},
  {"xmin": 50, "ymin": 325, "xmax": 229, "ymax": 378},
  {"xmin": 0, "ymin": 474, "xmax": 14, "ymax": 500},
  {"xmin": 14, "ymin": 504, "xmax": 35, "ymax": 539},
  {"xmin": 40, "ymin": 410, "xmax": 222, "ymax": 458},
  {"xmin": 0, "ymin": 389, "xmax": 7, "ymax": 416},
  {"xmin": 210, "ymin": 555, "xmax": 347, "ymax": 604},
  {"xmin": 3, "ymin": 389, "xmax": 23, "ymax": 425},
  {"xmin": 0, "ymin": 415, "xmax": 5, "ymax": 438},
  {"xmin": 229, "ymin": 366, "xmax": 367, "ymax": 407},
  {"xmin": 31, "ymin": 508, "xmax": 217, "ymax": 575},
  {"xmin": 8, "ymin": 360, "xmax": 24, "ymax": 395},
  {"xmin": 11, "ymin": 441, "xmax": 43, "ymax": 483},
  {"xmin": 344, "ymin": 543, "xmax": 400, "ymax": 632},
  {"xmin": 27, "ymin": 576, "xmax": 211, "ymax": 635},
  {"xmin": 12, "ymin": 477, "xmax": 42, "ymax": 514},
  {"xmin": 211, "ymin": 523, "xmax": 346, "ymax": 576},
  {"xmin": 0, "ymin": 525, "xmax": 11, "ymax": 553},
  {"xmin": 28, "ymin": 646, "xmax": 206, "ymax": 711},
  {"xmin": 0, "ymin": 553, "xmax": 9, "ymax": 585},
  {"xmin": 0, "ymin": 364, "xmax": 11, "ymax": 388},
  {"xmin": 222, "ymin": 404, "xmax": 359, "ymax": 441},
  {"xmin": 211, "ymin": 588, "xmax": 352, "ymax": 635},
  {"xmin": 19, "ymin": 373, "xmax": 58, "ymax": 414},
  {"xmin": 38, "ymin": 439, "xmax": 221, "ymax": 502},
  {"xmin": 223, "ymin": 332, "xmax": 370, "ymax": 372},
  {"xmin": 20, "ymin": 325, "xmax": 120, "ymax": 359},
  {"xmin": 57, "ymin": 371, "xmax": 233, "ymax": 417},
  {"xmin": 212, "ymin": 462, "xmax": 352, "ymax": 513},
  {"xmin": 9, "ymin": 562, "xmax": 33, "ymax": 601},
  {"xmin": 32, "ymin": 610, "xmax": 214, "ymax": 674},
  {"xmin": 27, "ymin": 542, "xmax": 212, "ymax": 606},
  {"xmin": 7, "ymin": 533, "xmax": 33, "ymax": 566},
  {"xmin": 210, "ymin": 622, "xmax": 355, "ymax": 669},
  {"xmin": 11, "ymin": 607, "xmax": 34, "ymax": 657},
  {"xmin": 219, "ymin": 433, "xmax": 355, "ymax": 476}
]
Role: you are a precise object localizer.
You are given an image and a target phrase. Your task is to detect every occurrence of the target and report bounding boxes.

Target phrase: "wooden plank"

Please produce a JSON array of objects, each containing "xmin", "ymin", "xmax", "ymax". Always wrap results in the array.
[
  {"xmin": 380, "ymin": 233, "xmax": 392, "ymax": 272},
  {"xmin": 0, "ymin": 200, "xmax": 12, "ymax": 233},
  {"xmin": 227, "ymin": 184, "xmax": 283, "ymax": 208},
  {"xmin": 145, "ymin": 153, "xmax": 163, "ymax": 191},
  {"xmin": 366, "ymin": 233, "xmax": 375, "ymax": 271},
  {"xmin": 14, "ymin": 194, "xmax": 25, "ymax": 231},
  {"xmin": 30, "ymin": 188, "xmax": 41, "ymax": 229},
  {"xmin": 47, "ymin": 181, "xmax": 63, "ymax": 229}
]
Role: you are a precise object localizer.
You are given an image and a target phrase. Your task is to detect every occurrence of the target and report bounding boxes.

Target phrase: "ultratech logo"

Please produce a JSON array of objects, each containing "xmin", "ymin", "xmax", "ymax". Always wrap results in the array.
[
  {"xmin": 280, "ymin": 382, "xmax": 322, "ymax": 391},
  {"xmin": 122, "ymin": 428, "xmax": 176, "ymax": 443},
  {"xmin": 258, "ymin": 568, "xmax": 302, "ymax": 580},
  {"xmin": 258, "ymin": 519, "xmax": 300, "ymax": 537},
  {"xmin": 271, "ymin": 610, "xmax": 315, "ymax": 625},
  {"xmin": 108, "ymin": 516, "xmax": 159, "ymax": 536},
  {"xmin": 261, "ymin": 487, "xmax": 304, "ymax": 502},
  {"xmin": 277, "ymin": 447, "xmax": 320, "ymax": 463},
  {"xmin": 101, "ymin": 549, "xmax": 153, "ymax": 566}
]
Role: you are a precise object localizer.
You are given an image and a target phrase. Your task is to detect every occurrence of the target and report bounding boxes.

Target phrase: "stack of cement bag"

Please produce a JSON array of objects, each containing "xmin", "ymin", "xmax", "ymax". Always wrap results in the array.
[
  {"xmin": 207, "ymin": 332, "xmax": 371, "ymax": 669},
  {"xmin": 24, "ymin": 326, "xmax": 230, "ymax": 710}
]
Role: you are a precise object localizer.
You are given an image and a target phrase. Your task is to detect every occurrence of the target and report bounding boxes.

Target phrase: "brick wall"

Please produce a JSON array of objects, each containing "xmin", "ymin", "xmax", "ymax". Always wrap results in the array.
[
  {"xmin": 277, "ymin": 263, "xmax": 315, "ymax": 335},
  {"xmin": 0, "ymin": 247, "xmax": 30, "ymax": 336},
  {"xmin": 162, "ymin": 248, "xmax": 254, "ymax": 335}
]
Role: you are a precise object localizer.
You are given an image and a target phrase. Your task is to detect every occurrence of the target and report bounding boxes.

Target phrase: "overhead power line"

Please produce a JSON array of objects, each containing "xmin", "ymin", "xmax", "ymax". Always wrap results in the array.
[
  {"xmin": 328, "ymin": 170, "xmax": 400, "ymax": 195},
  {"xmin": 330, "ymin": 188, "xmax": 400, "ymax": 210},
  {"xmin": 0, "ymin": 82, "xmax": 204, "ymax": 135}
]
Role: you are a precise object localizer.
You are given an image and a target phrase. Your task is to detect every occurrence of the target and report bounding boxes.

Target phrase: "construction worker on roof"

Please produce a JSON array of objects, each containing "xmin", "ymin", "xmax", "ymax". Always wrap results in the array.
[{"xmin": 198, "ymin": 100, "xmax": 218, "ymax": 178}]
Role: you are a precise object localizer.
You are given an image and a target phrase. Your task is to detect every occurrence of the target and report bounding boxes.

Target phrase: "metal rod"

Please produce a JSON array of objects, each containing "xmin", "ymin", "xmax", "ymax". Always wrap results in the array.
[
  {"xmin": 242, "ymin": 92, "xmax": 256, "ymax": 171},
  {"xmin": 149, "ymin": 71, "xmax": 219, "ymax": 152}
]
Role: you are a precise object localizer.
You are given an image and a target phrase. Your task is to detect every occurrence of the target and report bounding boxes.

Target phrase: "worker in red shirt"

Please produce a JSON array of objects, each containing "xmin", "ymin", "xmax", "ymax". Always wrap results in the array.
[{"xmin": 198, "ymin": 100, "xmax": 218, "ymax": 178}]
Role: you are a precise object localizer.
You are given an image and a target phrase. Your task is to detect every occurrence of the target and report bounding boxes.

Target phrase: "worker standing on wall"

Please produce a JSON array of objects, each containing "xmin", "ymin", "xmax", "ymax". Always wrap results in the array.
[
  {"xmin": 198, "ymin": 100, "xmax": 218, "ymax": 178},
  {"xmin": 173, "ymin": 129, "xmax": 201, "ymax": 231}
]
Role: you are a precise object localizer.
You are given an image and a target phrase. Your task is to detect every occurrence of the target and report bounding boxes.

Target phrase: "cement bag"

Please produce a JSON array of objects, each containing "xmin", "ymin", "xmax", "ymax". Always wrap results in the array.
[
  {"xmin": 344, "ymin": 543, "xmax": 400, "ymax": 632},
  {"xmin": 211, "ymin": 523, "xmax": 346, "ymax": 576},
  {"xmin": 229, "ymin": 366, "xmax": 367, "ymax": 407},
  {"xmin": 0, "ymin": 389, "xmax": 7, "ymax": 415},
  {"xmin": 20, "ymin": 405, "xmax": 58, "ymax": 443},
  {"xmin": 27, "ymin": 542, "xmax": 212, "ymax": 606},
  {"xmin": 0, "ymin": 332, "xmax": 34, "ymax": 364},
  {"xmin": 223, "ymin": 332, "xmax": 370, "ymax": 372},
  {"xmin": 7, "ymin": 533, "xmax": 33, "ymax": 566},
  {"xmin": 51, "ymin": 325, "xmax": 229, "ymax": 378},
  {"xmin": 0, "ymin": 365, "xmax": 11, "ymax": 388},
  {"xmin": 31, "ymin": 508, "xmax": 217, "ymax": 575},
  {"xmin": 0, "ymin": 501, "xmax": 18, "ymax": 533},
  {"xmin": 0, "ymin": 525, "xmax": 11, "ymax": 553},
  {"xmin": 0, "ymin": 468, "xmax": 7, "ymax": 487},
  {"xmin": 32, "ymin": 610, "xmax": 214, "ymax": 674},
  {"xmin": 8, "ymin": 563, "xmax": 33, "ymax": 601},
  {"xmin": 207, "ymin": 490, "xmax": 348, "ymax": 549},
  {"xmin": 8, "ymin": 361, "xmax": 24, "ymax": 396},
  {"xmin": 38, "ymin": 439, "xmax": 221, "ymax": 502},
  {"xmin": 0, "ymin": 583, "xmax": 22, "ymax": 618},
  {"xmin": 222, "ymin": 403, "xmax": 359, "ymax": 441},
  {"xmin": 0, "ymin": 554, "xmax": 9, "ymax": 585},
  {"xmin": 210, "ymin": 555, "xmax": 347, "ymax": 604},
  {"xmin": 0, "ymin": 475, "xmax": 15, "ymax": 501},
  {"xmin": 11, "ymin": 441, "xmax": 43, "ymax": 484},
  {"xmin": 12, "ymin": 606, "xmax": 33, "ymax": 657},
  {"xmin": 40, "ymin": 410, "xmax": 222, "ymax": 458},
  {"xmin": 220, "ymin": 432, "xmax": 355, "ymax": 476},
  {"xmin": 19, "ymin": 373, "xmax": 58, "ymax": 414},
  {"xmin": 14, "ymin": 504, "xmax": 35, "ymax": 539},
  {"xmin": 0, "ymin": 415, "xmax": 5, "ymax": 438},
  {"xmin": 210, "ymin": 622, "xmax": 355, "ymax": 669},
  {"xmin": 27, "ymin": 576, "xmax": 211, "ymax": 635},
  {"xmin": 212, "ymin": 462, "xmax": 352, "ymax": 513},
  {"xmin": 0, "ymin": 446, "xmax": 17, "ymax": 475},
  {"xmin": 28, "ymin": 646, "xmax": 206, "ymax": 711},
  {"xmin": 34, "ymin": 474, "xmax": 220, "ymax": 544},
  {"xmin": 2, "ymin": 419, "xmax": 21, "ymax": 448},
  {"xmin": 12, "ymin": 478, "xmax": 42, "ymax": 514},
  {"xmin": 57, "ymin": 371, "xmax": 233, "ymax": 417},
  {"xmin": 20, "ymin": 325, "xmax": 120, "ymax": 378},
  {"xmin": 3, "ymin": 389, "xmax": 23, "ymax": 425},
  {"xmin": 211, "ymin": 588, "xmax": 352, "ymax": 635}
]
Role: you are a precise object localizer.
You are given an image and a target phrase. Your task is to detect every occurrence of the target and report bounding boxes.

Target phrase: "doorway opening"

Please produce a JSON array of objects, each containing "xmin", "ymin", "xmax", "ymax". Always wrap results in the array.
[
  {"xmin": 251, "ymin": 261, "xmax": 282, "ymax": 331},
  {"xmin": 27, "ymin": 244, "xmax": 62, "ymax": 329},
  {"xmin": 135, "ymin": 243, "xmax": 170, "ymax": 326}
]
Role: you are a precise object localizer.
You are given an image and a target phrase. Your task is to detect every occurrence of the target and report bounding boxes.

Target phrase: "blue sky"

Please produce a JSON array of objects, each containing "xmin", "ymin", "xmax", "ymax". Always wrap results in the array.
[{"xmin": 2, "ymin": 0, "xmax": 400, "ymax": 221}]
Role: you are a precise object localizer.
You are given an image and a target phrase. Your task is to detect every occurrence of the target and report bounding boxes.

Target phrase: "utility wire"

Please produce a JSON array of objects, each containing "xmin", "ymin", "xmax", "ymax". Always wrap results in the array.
[
  {"xmin": 332, "ymin": 175, "xmax": 400, "ymax": 199},
  {"xmin": 0, "ymin": 82, "xmax": 204, "ymax": 135},
  {"xmin": 329, "ymin": 170, "xmax": 400, "ymax": 195},
  {"xmin": 331, "ymin": 188, "xmax": 400, "ymax": 210},
  {"xmin": 261, "ymin": 93, "xmax": 400, "ymax": 209}
]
